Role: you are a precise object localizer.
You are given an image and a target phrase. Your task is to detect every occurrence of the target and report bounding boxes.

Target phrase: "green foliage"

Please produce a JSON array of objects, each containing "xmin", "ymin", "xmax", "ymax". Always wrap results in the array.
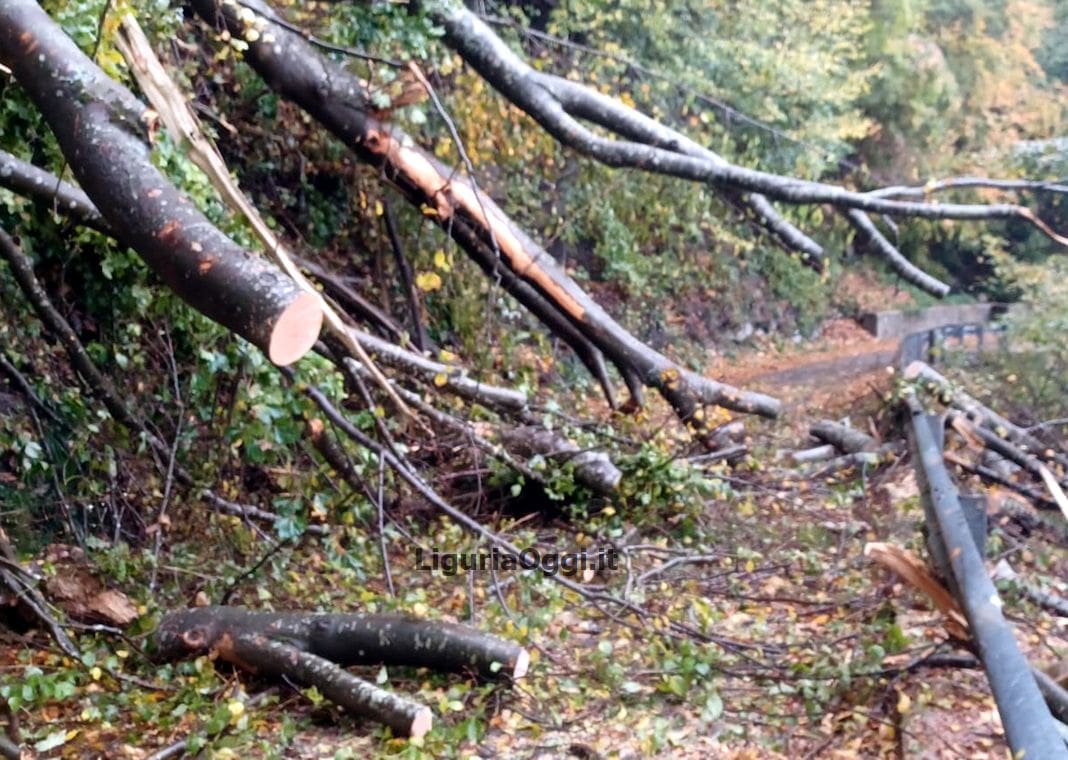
[
  {"xmin": 973, "ymin": 256, "xmax": 1068, "ymax": 421},
  {"xmin": 544, "ymin": 0, "xmax": 875, "ymax": 175},
  {"xmin": 861, "ymin": 0, "xmax": 1067, "ymax": 176}
]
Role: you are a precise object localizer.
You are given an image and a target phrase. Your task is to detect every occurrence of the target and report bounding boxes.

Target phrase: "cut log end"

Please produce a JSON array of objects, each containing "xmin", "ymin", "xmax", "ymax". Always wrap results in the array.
[
  {"xmin": 268, "ymin": 292, "xmax": 323, "ymax": 366},
  {"xmin": 512, "ymin": 648, "xmax": 530, "ymax": 679},
  {"xmin": 409, "ymin": 706, "xmax": 433, "ymax": 738}
]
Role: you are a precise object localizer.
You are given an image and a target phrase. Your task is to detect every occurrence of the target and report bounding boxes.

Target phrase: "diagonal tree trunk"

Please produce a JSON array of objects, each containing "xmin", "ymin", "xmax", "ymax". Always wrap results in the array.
[
  {"xmin": 0, "ymin": 0, "xmax": 322, "ymax": 366},
  {"xmin": 187, "ymin": 0, "xmax": 781, "ymax": 425}
]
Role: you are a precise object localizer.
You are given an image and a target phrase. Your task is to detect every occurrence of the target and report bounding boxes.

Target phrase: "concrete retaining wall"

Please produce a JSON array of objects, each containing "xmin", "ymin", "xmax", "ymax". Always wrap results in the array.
[{"xmin": 860, "ymin": 303, "xmax": 1008, "ymax": 339}]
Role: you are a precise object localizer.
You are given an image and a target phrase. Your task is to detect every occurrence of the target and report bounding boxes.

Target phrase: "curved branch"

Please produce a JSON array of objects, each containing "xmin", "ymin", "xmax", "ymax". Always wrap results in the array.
[
  {"xmin": 437, "ymin": 8, "xmax": 1068, "ymax": 245},
  {"xmin": 845, "ymin": 209, "xmax": 950, "ymax": 296}
]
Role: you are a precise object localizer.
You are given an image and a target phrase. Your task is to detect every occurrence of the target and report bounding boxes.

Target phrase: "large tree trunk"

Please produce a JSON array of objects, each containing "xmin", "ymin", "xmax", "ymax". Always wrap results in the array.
[
  {"xmin": 0, "ymin": 0, "xmax": 322, "ymax": 365},
  {"xmin": 187, "ymin": 0, "xmax": 781, "ymax": 425}
]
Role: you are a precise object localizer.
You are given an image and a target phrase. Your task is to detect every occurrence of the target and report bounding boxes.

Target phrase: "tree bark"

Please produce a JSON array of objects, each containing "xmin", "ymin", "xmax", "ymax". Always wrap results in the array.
[
  {"xmin": 0, "ymin": 149, "xmax": 109, "ymax": 233},
  {"xmin": 0, "ymin": 0, "xmax": 322, "ymax": 365},
  {"xmin": 229, "ymin": 632, "xmax": 433, "ymax": 737},
  {"xmin": 187, "ymin": 0, "xmax": 780, "ymax": 423},
  {"xmin": 809, "ymin": 420, "xmax": 879, "ymax": 454},
  {"xmin": 151, "ymin": 606, "xmax": 530, "ymax": 681},
  {"xmin": 498, "ymin": 425, "xmax": 622, "ymax": 493}
]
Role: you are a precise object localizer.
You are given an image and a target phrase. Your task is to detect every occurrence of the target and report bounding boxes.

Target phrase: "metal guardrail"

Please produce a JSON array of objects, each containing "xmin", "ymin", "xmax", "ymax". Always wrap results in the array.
[
  {"xmin": 899, "ymin": 323, "xmax": 1068, "ymax": 758},
  {"xmin": 897, "ymin": 321, "xmax": 1007, "ymax": 368}
]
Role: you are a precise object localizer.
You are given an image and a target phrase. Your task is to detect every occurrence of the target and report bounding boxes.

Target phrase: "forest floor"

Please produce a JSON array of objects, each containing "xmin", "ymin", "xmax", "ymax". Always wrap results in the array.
[{"xmin": 2, "ymin": 320, "xmax": 1065, "ymax": 759}]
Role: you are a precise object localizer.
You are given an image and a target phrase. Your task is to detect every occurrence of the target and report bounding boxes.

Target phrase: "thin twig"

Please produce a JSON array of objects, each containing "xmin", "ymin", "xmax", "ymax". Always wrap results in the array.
[{"xmin": 376, "ymin": 451, "xmax": 395, "ymax": 597}]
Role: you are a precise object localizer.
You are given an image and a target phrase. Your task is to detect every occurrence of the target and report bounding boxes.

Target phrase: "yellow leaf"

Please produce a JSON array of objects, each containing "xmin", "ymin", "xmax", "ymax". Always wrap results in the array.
[
  {"xmin": 433, "ymin": 249, "xmax": 451, "ymax": 272},
  {"xmin": 416, "ymin": 271, "xmax": 442, "ymax": 292},
  {"xmin": 433, "ymin": 373, "xmax": 448, "ymax": 387},
  {"xmin": 374, "ymin": 200, "xmax": 384, "ymax": 216},
  {"xmin": 896, "ymin": 690, "xmax": 911, "ymax": 714}
]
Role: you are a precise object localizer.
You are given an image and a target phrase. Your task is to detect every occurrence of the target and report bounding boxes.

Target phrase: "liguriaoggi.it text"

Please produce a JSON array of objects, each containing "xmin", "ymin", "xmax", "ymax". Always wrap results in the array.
[{"xmin": 414, "ymin": 547, "xmax": 619, "ymax": 577}]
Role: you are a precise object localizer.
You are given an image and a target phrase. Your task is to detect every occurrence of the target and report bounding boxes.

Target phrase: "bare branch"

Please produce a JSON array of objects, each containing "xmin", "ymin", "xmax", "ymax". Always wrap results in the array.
[
  {"xmin": 868, "ymin": 177, "xmax": 1068, "ymax": 199},
  {"xmin": 845, "ymin": 209, "xmax": 950, "ymax": 296},
  {"xmin": 438, "ymin": 8, "xmax": 1068, "ymax": 246},
  {"xmin": 0, "ymin": 149, "xmax": 109, "ymax": 233}
]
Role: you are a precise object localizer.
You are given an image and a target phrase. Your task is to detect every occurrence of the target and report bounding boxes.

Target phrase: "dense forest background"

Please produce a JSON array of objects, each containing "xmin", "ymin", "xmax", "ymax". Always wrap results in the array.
[{"xmin": 1, "ymin": 0, "xmax": 1067, "ymax": 757}]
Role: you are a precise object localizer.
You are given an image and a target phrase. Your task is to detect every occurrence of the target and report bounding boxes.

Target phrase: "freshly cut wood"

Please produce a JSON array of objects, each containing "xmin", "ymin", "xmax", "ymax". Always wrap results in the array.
[
  {"xmin": 0, "ymin": 0, "xmax": 322, "ymax": 365},
  {"xmin": 789, "ymin": 445, "xmax": 836, "ymax": 464},
  {"xmin": 113, "ymin": 15, "xmax": 412, "ymax": 417},
  {"xmin": 864, "ymin": 542, "xmax": 968, "ymax": 640},
  {"xmin": 188, "ymin": 0, "xmax": 781, "ymax": 424}
]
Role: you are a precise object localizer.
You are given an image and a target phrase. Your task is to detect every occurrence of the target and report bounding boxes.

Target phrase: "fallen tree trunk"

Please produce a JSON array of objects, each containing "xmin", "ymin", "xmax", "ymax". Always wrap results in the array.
[
  {"xmin": 151, "ymin": 607, "xmax": 530, "ymax": 681},
  {"xmin": 0, "ymin": 0, "xmax": 322, "ymax": 366},
  {"xmin": 187, "ymin": 0, "xmax": 781, "ymax": 424},
  {"xmin": 809, "ymin": 420, "xmax": 879, "ymax": 454},
  {"xmin": 497, "ymin": 425, "xmax": 622, "ymax": 494},
  {"xmin": 150, "ymin": 607, "xmax": 531, "ymax": 736}
]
